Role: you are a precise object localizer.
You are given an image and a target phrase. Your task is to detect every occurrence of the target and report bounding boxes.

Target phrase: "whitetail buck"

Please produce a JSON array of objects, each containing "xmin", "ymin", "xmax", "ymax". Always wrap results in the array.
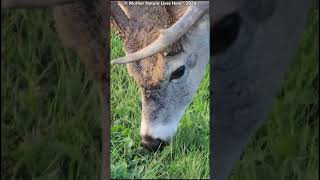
[
  {"xmin": 2, "ymin": 0, "xmax": 209, "ymax": 179},
  {"xmin": 111, "ymin": 1, "xmax": 210, "ymax": 151}
]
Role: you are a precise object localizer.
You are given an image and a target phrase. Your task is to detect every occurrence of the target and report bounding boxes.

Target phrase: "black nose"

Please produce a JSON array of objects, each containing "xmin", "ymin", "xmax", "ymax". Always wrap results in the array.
[{"xmin": 141, "ymin": 135, "xmax": 167, "ymax": 151}]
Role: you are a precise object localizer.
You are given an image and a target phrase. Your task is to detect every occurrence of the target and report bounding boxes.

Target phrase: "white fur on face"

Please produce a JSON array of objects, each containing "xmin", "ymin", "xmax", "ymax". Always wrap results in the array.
[
  {"xmin": 140, "ymin": 103, "xmax": 187, "ymax": 141},
  {"xmin": 140, "ymin": 14, "xmax": 210, "ymax": 141}
]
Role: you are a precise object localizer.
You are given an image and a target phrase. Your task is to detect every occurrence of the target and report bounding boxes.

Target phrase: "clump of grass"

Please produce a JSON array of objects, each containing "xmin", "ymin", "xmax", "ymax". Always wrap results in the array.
[{"xmin": 110, "ymin": 31, "xmax": 210, "ymax": 179}]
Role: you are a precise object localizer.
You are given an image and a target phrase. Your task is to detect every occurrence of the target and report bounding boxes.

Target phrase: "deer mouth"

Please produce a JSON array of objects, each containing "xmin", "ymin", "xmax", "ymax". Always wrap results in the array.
[{"xmin": 140, "ymin": 135, "xmax": 168, "ymax": 151}]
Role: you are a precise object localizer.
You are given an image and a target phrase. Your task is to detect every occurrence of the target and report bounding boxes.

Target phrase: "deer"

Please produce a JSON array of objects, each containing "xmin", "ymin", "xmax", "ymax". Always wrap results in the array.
[
  {"xmin": 110, "ymin": 1, "xmax": 210, "ymax": 151},
  {"xmin": 2, "ymin": 0, "xmax": 209, "ymax": 179}
]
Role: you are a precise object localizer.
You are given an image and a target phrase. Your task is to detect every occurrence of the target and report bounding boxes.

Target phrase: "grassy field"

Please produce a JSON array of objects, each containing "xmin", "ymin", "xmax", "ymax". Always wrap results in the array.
[
  {"xmin": 110, "ymin": 33, "xmax": 210, "ymax": 179},
  {"xmin": 2, "ymin": 10, "xmax": 102, "ymax": 179},
  {"xmin": 229, "ymin": 2, "xmax": 319, "ymax": 180},
  {"xmin": 1, "ymin": 2, "xmax": 318, "ymax": 180}
]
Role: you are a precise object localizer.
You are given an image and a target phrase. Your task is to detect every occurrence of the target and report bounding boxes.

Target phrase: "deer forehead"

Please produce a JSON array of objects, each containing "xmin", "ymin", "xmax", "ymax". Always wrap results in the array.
[
  {"xmin": 125, "ymin": 17, "xmax": 209, "ymax": 89},
  {"xmin": 126, "ymin": 54, "xmax": 167, "ymax": 88},
  {"xmin": 124, "ymin": 33, "xmax": 186, "ymax": 88},
  {"xmin": 126, "ymin": 51, "xmax": 188, "ymax": 88}
]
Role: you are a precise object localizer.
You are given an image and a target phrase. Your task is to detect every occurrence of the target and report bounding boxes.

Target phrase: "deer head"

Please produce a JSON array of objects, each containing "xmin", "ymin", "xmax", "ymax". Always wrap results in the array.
[{"xmin": 111, "ymin": 1, "xmax": 209, "ymax": 151}]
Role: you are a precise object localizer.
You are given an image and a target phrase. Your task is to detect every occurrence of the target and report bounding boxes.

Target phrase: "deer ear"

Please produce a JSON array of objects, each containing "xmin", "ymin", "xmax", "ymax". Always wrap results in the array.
[
  {"xmin": 2, "ymin": 0, "xmax": 74, "ymax": 9},
  {"xmin": 111, "ymin": 2, "xmax": 130, "ymax": 39}
]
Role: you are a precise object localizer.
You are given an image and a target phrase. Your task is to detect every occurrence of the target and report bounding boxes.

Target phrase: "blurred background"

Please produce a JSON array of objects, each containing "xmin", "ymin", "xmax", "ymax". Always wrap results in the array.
[
  {"xmin": 229, "ymin": 1, "xmax": 319, "ymax": 179},
  {"xmin": 2, "ymin": 8, "xmax": 102, "ymax": 179}
]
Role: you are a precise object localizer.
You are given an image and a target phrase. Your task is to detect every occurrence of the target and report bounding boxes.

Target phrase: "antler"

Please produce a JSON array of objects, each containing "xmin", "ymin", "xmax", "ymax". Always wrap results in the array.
[
  {"xmin": 111, "ymin": 1, "xmax": 209, "ymax": 65},
  {"xmin": 2, "ymin": 0, "xmax": 75, "ymax": 9}
]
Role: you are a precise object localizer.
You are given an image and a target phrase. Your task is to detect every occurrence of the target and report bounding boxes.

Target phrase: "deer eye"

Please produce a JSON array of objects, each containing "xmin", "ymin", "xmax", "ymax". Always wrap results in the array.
[{"xmin": 170, "ymin": 66, "xmax": 185, "ymax": 81}]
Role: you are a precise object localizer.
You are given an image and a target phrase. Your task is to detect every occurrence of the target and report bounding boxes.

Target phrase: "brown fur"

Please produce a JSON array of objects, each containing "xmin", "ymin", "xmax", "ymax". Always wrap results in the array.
[
  {"xmin": 53, "ymin": 0, "xmax": 108, "ymax": 82},
  {"xmin": 53, "ymin": 1, "xmax": 109, "ymax": 179},
  {"xmin": 111, "ymin": 2, "xmax": 189, "ymax": 88}
]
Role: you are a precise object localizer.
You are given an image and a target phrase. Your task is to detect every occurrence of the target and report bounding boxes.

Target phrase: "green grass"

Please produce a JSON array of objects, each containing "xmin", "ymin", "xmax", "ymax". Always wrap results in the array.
[
  {"xmin": 1, "ymin": 2, "xmax": 318, "ymax": 180},
  {"xmin": 2, "ymin": 10, "xmax": 101, "ymax": 180},
  {"xmin": 110, "ymin": 32, "xmax": 210, "ymax": 179},
  {"xmin": 229, "ymin": 2, "xmax": 319, "ymax": 180}
]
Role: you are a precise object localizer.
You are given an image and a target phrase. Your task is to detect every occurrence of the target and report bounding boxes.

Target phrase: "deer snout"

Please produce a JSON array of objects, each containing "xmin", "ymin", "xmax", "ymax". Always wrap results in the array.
[{"xmin": 140, "ymin": 135, "xmax": 167, "ymax": 151}]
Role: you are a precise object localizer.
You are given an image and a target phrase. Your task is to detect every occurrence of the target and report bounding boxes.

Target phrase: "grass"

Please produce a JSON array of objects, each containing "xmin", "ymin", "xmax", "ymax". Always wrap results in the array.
[
  {"xmin": 229, "ymin": 1, "xmax": 319, "ymax": 180},
  {"xmin": 2, "ymin": 10, "xmax": 101, "ymax": 180},
  {"xmin": 1, "ymin": 2, "xmax": 318, "ymax": 180},
  {"xmin": 110, "ymin": 32, "xmax": 210, "ymax": 179}
]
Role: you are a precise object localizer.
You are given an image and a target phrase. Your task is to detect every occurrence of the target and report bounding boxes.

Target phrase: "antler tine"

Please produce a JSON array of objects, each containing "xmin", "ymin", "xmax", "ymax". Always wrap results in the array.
[
  {"xmin": 111, "ymin": 1, "xmax": 209, "ymax": 65},
  {"xmin": 2, "ymin": 0, "xmax": 75, "ymax": 9}
]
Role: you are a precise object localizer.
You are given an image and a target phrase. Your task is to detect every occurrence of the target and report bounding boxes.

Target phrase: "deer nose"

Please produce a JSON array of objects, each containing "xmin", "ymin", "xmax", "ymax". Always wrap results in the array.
[{"xmin": 140, "ymin": 135, "xmax": 167, "ymax": 151}]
